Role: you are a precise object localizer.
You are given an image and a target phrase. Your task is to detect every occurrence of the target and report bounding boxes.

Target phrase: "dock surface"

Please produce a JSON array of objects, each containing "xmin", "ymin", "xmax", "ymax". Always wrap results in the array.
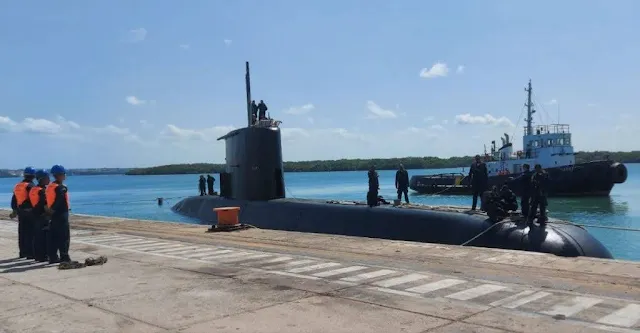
[{"xmin": 0, "ymin": 210, "xmax": 638, "ymax": 333}]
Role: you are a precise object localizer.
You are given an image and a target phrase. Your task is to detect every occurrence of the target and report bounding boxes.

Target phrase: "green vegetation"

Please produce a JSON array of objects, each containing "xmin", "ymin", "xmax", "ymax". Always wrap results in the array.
[{"xmin": 125, "ymin": 151, "xmax": 640, "ymax": 175}]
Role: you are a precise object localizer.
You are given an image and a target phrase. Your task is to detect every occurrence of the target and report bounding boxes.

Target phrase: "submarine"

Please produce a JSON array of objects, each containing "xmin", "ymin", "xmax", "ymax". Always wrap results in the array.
[{"xmin": 172, "ymin": 62, "xmax": 613, "ymax": 260}]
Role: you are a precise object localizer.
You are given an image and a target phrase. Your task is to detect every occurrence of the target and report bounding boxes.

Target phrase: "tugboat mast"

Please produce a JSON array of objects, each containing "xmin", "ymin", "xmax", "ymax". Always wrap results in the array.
[{"xmin": 524, "ymin": 79, "xmax": 536, "ymax": 136}]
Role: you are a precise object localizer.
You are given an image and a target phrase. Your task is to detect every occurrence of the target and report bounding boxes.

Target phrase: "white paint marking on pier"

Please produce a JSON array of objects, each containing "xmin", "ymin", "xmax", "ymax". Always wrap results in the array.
[
  {"xmin": 126, "ymin": 243, "xmax": 175, "ymax": 251},
  {"xmin": 253, "ymin": 256, "xmax": 293, "ymax": 265},
  {"xmin": 312, "ymin": 266, "xmax": 368, "ymax": 278},
  {"xmin": 204, "ymin": 252, "xmax": 254, "ymax": 260},
  {"xmin": 405, "ymin": 278, "xmax": 466, "ymax": 294},
  {"xmin": 270, "ymin": 271, "xmax": 321, "ymax": 280},
  {"xmin": 596, "ymin": 304, "xmax": 640, "ymax": 328},
  {"xmin": 369, "ymin": 287, "xmax": 422, "ymax": 298},
  {"xmin": 374, "ymin": 273, "xmax": 429, "ymax": 288},
  {"xmin": 490, "ymin": 290, "xmax": 537, "ymax": 307},
  {"xmin": 107, "ymin": 240, "xmax": 158, "ymax": 247},
  {"xmin": 186, "ymin": 250, "xmax": 233, "ymax": 258},
  {"xmin": 446, "ymin": 284, "xmax": 507, "ymax": 301},
  {"xmin": 220, "ymin": 254, "xmax": 271, "ymax": 263},
  {"xmin": 261, "ymin": 259, "xmax": 315, "ymax": 270},
  {"xmin": 139, "ymin": 244, "xmax": 185, "ymax": 252},
  {"xmin": 340, "ymin": 269, "xmax": 396, "ymax": 282},
  {"xmin": 501, "ymin": 291, "xmax": 552, "ymax": 309},
  {"xmin": 288, "ymin": 263, "xmax": 341, "ymax": 274},
  {"xmin": 151, "ymin": 246, "xmax": 199, "ymax": 254},
  {"xmin": 79, "ymin": 235, "xmax": 130, "ymax": 242},
  {"xmin": 541, "ymin": 296, "xmax": 603, "ymax": 317},
  {"xmin": 163, "ymin": 247, "xmax": 213, "ymax": 256}
]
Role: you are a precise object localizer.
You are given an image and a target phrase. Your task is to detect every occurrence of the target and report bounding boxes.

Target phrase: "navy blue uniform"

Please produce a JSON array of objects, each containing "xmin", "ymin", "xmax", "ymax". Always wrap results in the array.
[
  {"xmin": 11, "ymin": 180, "xmax": 34, "ymax": 258},
  {"xmin": 29, "ymin": 185, "xmax": 49, "ymax": 262},
  {"xmin": 46, "ymin": 182, "xmax": 71, "ymax": 263}
]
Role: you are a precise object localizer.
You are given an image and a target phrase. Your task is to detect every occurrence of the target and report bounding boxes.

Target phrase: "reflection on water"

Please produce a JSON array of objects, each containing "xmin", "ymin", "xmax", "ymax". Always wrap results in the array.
[{"xmin": 549, "ymin": 197, "xmax": 629, "ymax": 216}]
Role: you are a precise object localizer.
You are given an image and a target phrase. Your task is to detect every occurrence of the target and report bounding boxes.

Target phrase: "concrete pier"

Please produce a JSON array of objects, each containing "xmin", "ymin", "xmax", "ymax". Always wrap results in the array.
[{"xmin": 0, "ymin": 210, "xmax": 638, "ymax": 332}]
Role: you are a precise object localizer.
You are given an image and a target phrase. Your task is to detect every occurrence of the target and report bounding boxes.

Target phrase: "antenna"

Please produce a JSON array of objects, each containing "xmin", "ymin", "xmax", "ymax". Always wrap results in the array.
[
  {"xmin": 524, "ymin": 79, "xmax": 536, "ymax": 135},
  {"xmin": 557, "ymin": 101, "xmax": 560, "ymax": 125},
  {"xmin": 245, "ymin": 61, "xmax": 252, "ymax": 127}
]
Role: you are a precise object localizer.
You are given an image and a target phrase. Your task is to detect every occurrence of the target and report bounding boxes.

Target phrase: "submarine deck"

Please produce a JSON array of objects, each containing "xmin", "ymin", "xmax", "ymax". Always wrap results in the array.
[{"xmin": 0, "ymin": 209, "xmax": 638, "ymax": 332}]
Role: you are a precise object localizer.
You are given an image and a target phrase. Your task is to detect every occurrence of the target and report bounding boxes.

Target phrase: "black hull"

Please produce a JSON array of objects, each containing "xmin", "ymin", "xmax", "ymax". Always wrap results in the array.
[
  {"xmin": 172, "ymin": 196, "xmax": 613, "ymax": 259},
  {"xmin": 410, "ymin": 160, "xmax": 628, "ymax": 197}
]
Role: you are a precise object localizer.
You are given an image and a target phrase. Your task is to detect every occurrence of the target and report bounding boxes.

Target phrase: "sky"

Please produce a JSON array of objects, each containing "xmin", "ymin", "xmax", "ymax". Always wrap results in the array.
[{"xmin": 1, "ymin": 0, "xmax": 639, "ymax": 168}]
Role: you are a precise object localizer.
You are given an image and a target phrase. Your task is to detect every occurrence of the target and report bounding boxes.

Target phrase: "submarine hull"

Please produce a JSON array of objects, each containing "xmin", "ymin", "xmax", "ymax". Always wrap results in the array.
[
  {"xmin": 172, "ymin": 196, "xmax": 613, "ymax": 259},
  {"xmin": 410, "ymin": 160, "xmax": 628, "ymax": 197}
]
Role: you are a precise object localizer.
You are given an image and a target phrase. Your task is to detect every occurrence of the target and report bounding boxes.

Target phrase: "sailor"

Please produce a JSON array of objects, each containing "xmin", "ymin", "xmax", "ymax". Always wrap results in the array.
[
  {"xmin": 198, "ymin": 175, "xmax": 206, "ymax": 196},
  {"xmin": 257, "ymin": 100, "xmax": 268, "ymax": 120},
  {"xmin": 395, "ymin": 164, "xmax": 410, "ymax": 204},
  {"xmin": 516, "ymin": 164, "xmax": 532, "ymax": 217},
  {"xmin": 29, "ymin": 169, "xmax": 50, "ymax": 262},
  {"xmin": 499, "ymin": 184, "xmax": 518, "ymax": 212},
  {"xmin": 484, "ymin": 186, "xmax": 507, "ymax": 222},
  {"xmin": 528, "ymin": 164, "xmax": 549, "ymax": 226},
  {"xmin": 206, "ymin": 174, "xmax": 215, "ymax": 195},
  {"xmin": 251, "ymin": 100, "xmax": 258, "ymax": 125},
  {"xmin": 367, "ymin": 166, "xmax": 379, "ymax": 207},
  {"xmin": 468, "ymin": 155, "xmax": 489, "ymax": 211},
  {"xmin": 45, "ymin": 165, "xmax": 72, "ymax": 264},
  {"xmin": 10, "ymin": 167, "xmax": 36, "ymax": 259}
]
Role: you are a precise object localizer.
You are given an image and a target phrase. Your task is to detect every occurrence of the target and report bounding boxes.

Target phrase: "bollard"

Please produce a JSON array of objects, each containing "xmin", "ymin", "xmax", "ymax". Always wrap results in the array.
[
  {"xmin": 157, "ymin": 198, "xmax": 163, "ymax": 206},
  {"xmin": 207, "ymin": 207, "xmax": 249, "ymax": 232}
]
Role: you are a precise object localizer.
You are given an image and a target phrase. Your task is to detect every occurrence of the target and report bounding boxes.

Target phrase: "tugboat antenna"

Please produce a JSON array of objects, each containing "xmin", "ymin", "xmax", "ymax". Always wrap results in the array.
[
  {"xmin": 245, "ymin": 61, "xmax": 252, "ymax": 127},
  {"xmin": 524, "ymin": 79, "xmax": 536, "ymax": 135}
]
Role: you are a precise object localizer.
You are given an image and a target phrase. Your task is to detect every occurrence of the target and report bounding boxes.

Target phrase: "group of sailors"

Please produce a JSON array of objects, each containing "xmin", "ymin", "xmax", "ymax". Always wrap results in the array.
[
  {"xmin": 366, "ymin": 164, "xmax": 410, "ymax": 207},
  {"xmin": 250, "ymin": 100, "xmax": 269, "ymax": 125},
  {"xmin": 468, "ymin": 155, "xmax": 549, "ymax": 225},
  {"xmin": 198, "ymin": 175, "xmax": 216, "ymax": 196},
  {"xmin": 10, "ymin": 165, "xmax": 71, "ymax": 264}
]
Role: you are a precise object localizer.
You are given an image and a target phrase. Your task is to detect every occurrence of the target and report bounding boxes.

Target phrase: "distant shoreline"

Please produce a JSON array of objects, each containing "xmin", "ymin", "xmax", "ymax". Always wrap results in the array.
[
  {"xmin": 123, "ymin": 151, "xmax": 640, "ymax": 176},
  {"xmin": 1, "ymin": 151, "xmax": 637, "ymax": 177}
]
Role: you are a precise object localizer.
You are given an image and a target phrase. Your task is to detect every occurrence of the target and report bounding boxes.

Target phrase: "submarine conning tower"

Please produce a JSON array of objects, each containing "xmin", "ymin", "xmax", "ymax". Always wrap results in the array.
[{"xmin": 216, "ymin": 61, "xmax": 286, "ymax": 202}]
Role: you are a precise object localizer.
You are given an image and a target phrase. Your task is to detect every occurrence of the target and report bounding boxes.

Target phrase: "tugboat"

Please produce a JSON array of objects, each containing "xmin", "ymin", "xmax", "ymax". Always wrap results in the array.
[{"xmin": 410, "ymin": 80, "xmax": 628, "ymax": 197}]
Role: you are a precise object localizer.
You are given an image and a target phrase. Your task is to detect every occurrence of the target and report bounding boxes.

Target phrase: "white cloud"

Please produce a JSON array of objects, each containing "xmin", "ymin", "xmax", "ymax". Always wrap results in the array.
[
  {"xmin": 307, "ymin": 117, "xmax": 315, "ymax": 124},
  {"xmin": 365, "ymin": 101, "xmax": 397, "ymax": 119},
  {"xmin": 127, "ymin": 28, "xmax": 147, "ymax": 43},
  {"xmin": 179, "ymin": 44, "xmax": 190, "ymax": 50},
  {"xmin": 456, "ymin": 65, "xmax": 465, "ymax": 74},
  {"xmin": 284, "ymin": 103, "xmax": 315, "ymax": 115},
  {"xmin": 442, "ymin": 119, "xmax": 449, "ymax": 125},
  {"xmin": 424, "ymin": 116, "xmax": 434, "ymax": 122},
  {"xmin": 224, "ymin": 39, "xmax": 232, "ymax": 46},
  {"xmin": 419, "ymin": 62, "xmax": 449, "ymax": 79},
  {"xmin": 0, "ymin": 115, "xmax": 81, "ymax": 135},
  {"xmin": 547, "ymin": 99, "xmax": 558, "ymax": 105},
  {"xmin": 163, "ymin": 124, "xmax": 235, "ymax": 142},
  {"xmin": 126, "ymin": 96, "xmax": 146, "ymax": 106},
  {"xmin": 587, "ymin": 103, "xmax": 597, "ymax": 107},
  {"xmin": 430, "ymin": 124, "xmax": 447, "ymax": 131},
  {"xmin": 454, "ymin": 113, "xmax": 515, "ymax": 127}
]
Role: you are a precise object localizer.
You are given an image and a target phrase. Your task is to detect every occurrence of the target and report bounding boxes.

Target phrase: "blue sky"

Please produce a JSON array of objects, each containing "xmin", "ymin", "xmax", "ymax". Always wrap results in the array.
[{"xmin": 1, "ymin": 0, "xmax": 638, "ymax": 168}]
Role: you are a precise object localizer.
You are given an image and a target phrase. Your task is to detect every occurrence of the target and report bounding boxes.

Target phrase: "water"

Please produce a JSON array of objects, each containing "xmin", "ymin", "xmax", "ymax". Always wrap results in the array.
[{"xmin": 2, "ymin": 164, "xmax": 638, "ymax": 261}]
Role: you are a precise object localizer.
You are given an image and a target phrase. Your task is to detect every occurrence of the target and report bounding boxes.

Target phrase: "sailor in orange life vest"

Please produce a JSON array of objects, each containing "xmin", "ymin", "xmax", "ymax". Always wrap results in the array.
[
  {"xmin": 10, "ymin": 167, "xmax": 36, "ymax": 259},
  {"xmin": 45, "ymin": 165, "xmax": 72, "ymax": 264},
  {"xmin": 29, "ymin": 169, "xmax": 51, "ymax": 262}
]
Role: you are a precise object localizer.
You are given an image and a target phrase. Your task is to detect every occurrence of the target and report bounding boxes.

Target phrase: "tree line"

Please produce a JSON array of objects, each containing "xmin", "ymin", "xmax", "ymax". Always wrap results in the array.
[{"xmin": 124, "ymin": 150, "xmax": 640, "ymax": 175}]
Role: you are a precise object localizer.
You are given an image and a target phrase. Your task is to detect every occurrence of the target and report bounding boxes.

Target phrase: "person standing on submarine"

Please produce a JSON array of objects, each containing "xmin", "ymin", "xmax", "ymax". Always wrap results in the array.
[
  {"xmin": 198, "ymin": 175, "xmax": 206, "ymax": 196},
  {"xmin": 528, "ymin": 164, "xmax": 549, "ymax": 226},
  {"xmin": 206, "ymin": 174, "xmax": 215, "ymax": 195},
  {"xmin": 469, "ymin": 155, "xmax": 488, "ymax": 211},
  {"xmin": 251, "ymin": 100, "xmax": 258, "ymax": 125},
  {"xmin": 395, "ymin": 164, "xmax": 410, "ymax": 204},
  {"xmin": 367, "ymin": 166, "xmax": 379, "ymax": 207},
  {"xmin": 513, "ymin": 163, "xmax": 532, "ymax": 218},
  {"xmin": 257, "ymin": 100, "xmax": 268, "ymax": 120}
]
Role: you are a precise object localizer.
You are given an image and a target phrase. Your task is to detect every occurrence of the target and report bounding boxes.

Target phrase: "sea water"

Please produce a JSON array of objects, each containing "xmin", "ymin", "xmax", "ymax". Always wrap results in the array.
[{"xmin": 1, "ymin": 164, "xmax": 638, "ymax": 261}]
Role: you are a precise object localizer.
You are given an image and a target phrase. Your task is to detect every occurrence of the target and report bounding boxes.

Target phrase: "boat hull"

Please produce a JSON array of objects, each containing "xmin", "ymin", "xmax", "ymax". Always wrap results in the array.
[
  {"xmin": 172, "ymin": 196, "xmax": 613, "ymax": 259},
  {"xmin": 409, "ymin": 160, "xmax": 628, "ymax": 197}
]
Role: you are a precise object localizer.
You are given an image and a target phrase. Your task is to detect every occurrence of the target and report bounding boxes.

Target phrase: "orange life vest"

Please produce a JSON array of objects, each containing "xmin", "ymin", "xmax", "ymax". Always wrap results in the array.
[
  {"xmin": 45, "ymin": 183, "xmax": 70, "ymax": 210},
  {"xmin": 29, "ymin": 186, "xmax": 43, "ymax": 207},
  {"xmin": 13, "ymin": 182, "xmax": 32, "ymax": 207}
]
